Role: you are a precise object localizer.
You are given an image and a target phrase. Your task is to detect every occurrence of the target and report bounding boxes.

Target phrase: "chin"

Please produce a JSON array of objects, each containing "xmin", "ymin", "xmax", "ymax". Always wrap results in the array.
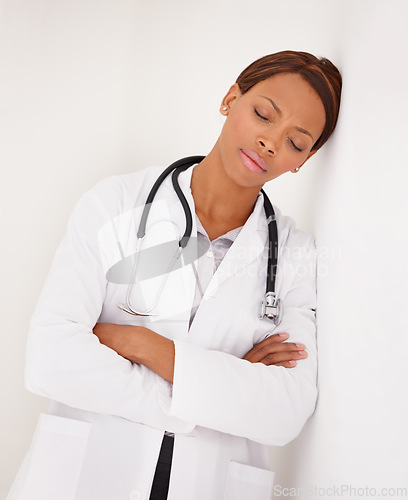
[
  {"xmin": 232, "ymin": 171, "xmax": 266, "ymax": 190},
  {"xmin": 220, "ymin": 154, "xmax": 262, "ymax": 189}
]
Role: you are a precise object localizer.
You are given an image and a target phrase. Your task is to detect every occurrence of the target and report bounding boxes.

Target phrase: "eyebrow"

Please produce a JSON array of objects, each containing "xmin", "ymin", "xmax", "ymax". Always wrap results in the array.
[
  {"xmin": 259, "ymin": 95, "xmax": 314, "ymax": 141},
  {"xmin": 259, "ymin": 96, "xmax": 282, "ymax": 116}
]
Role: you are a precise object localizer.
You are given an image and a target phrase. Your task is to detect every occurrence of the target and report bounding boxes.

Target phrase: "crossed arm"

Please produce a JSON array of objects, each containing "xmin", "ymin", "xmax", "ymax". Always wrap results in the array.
[{"xmin": 92, "ymin": 323, "xmax": 308, "ymax": 383}]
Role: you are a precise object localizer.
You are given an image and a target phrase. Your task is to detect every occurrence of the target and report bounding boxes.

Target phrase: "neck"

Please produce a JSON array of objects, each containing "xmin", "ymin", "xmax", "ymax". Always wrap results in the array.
[{"xmin": 191, "ymin": 141, "xmax": 262, "ymax": 231}]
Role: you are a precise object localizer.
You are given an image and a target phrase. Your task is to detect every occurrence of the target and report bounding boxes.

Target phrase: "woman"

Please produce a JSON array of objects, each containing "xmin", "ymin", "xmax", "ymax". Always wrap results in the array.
[{"xmin": 8, "ymin": 51, "xmax": 341, "ymax": 500}]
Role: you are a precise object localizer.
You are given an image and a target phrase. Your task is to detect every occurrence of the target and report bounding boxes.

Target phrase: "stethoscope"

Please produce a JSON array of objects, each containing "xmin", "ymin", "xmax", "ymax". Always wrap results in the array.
[{"xmin": 117, "ymin": 156, "xmax": 282, "ymax": 325}]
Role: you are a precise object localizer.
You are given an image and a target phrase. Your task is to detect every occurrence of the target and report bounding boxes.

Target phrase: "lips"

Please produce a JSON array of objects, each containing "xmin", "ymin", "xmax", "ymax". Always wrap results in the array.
[{"xmin": 239, "ymin": 149, "xmax": 267, "ymax": 173}]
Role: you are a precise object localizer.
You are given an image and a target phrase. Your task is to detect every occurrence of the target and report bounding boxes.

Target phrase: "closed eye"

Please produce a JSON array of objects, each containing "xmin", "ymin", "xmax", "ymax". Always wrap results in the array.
[
  {"xmin": 254, "ymin": 107, "xmax": 269, "ymax": 122},
  {"xmin": 289, "ymin": 139, "xmax": 303, "ymax": 152},
  {"xmin": 254, "ymin": 106, "xmax": 304, "ymax": 152}
]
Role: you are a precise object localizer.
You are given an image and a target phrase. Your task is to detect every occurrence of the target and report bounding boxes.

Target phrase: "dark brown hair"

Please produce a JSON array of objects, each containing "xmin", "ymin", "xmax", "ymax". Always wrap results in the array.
[{"xmin": 236, "ymin": 50, "xmax": 342, "ymax": 151}]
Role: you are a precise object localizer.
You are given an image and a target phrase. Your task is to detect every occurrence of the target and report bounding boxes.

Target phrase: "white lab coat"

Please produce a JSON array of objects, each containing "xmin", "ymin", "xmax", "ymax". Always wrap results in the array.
[{"xmin": 7, "ymin": 164, "xmax": 318, "ymax": 500}]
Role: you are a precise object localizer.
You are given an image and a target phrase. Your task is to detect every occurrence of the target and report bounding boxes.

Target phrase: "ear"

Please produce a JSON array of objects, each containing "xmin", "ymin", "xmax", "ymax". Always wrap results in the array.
[{"xmin": 220, "ymin": 83, "xmax": 242, "ymax": 115}]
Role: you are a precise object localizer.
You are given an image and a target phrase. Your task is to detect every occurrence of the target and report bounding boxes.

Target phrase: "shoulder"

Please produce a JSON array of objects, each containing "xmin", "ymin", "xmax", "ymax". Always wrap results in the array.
[
  {"xmin": 273, "ymin": 204, "xmax": 316, "ymax": 258},
  {"xmin": 270, "ymin": 204, "xmax": 317, "ymax": 301},
  {"xmin": 78, "ymin": 166, "xmax": 166, "ymax": 216},
  {"xmin": 63, "ymin": 166, "xmax": 166, "ymax": 236},
  {"xmin": 258, "ymin": 191, "xmax": 315, "ymax": 254},
  {"xmin": 88, "ymin": 165, "xmax": 164, "ymax": 201}
]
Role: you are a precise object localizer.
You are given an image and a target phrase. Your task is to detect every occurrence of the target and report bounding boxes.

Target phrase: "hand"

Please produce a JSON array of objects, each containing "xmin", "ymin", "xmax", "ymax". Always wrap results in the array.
[
  {"xmin": 243, "ymin": 333, "xmax": 308, "ymax": 368},
  {"xmin": 93, "ymin": 322, "xmax": 136, "ymax": 361},
  {"xmin": 93, "ymin": 323, "xmax": 175, "ymax": 383}
]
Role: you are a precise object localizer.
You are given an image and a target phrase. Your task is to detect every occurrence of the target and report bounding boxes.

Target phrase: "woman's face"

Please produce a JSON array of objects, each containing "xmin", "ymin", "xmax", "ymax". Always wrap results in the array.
[{"xmin": 218, "ymin": 72, "xmax": 326, "ymax": 188}]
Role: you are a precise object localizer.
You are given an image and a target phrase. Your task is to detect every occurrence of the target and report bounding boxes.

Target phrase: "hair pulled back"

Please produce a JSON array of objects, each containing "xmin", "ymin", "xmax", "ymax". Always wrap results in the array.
[{"xmin": 236, "ymin": 50, "xmax": 342, "ymax": 151}]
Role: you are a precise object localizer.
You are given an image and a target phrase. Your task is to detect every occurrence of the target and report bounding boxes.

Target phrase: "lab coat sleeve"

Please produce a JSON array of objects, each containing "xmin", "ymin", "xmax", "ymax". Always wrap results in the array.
[
  {"xmin": 24, "ymin": 177, "xmax": 194, "ymax": 434},
  {"xmin": 159, "ymin": 235, "xmax": 318, "ymax": 446}
]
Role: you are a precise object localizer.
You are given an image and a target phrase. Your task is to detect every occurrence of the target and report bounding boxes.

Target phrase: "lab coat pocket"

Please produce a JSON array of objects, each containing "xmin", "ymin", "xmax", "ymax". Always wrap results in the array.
[
  {"xmin": 223, "ymin": 461, "xmax": 275, "ymax": 500},
  {"xmin": 13, "ymin": 413, "xmax": 90, "ymax": 500}
]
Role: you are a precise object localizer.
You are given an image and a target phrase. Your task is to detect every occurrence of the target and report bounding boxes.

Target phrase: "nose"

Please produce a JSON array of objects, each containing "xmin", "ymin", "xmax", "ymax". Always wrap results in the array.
[{"xmin": 257, "ymin": 137, "xmax": 276, "ymax": 156}]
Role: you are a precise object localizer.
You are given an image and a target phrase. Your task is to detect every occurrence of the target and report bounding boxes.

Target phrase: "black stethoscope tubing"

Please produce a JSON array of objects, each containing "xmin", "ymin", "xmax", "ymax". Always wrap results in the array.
[{"xmin": 134, "ymin": 156, "xmax": 281, "ymax": 323}]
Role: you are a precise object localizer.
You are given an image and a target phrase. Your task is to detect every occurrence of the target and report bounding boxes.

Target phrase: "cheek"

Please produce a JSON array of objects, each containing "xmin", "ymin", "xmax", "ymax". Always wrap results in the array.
[
  {"xmin": 293, "ymin": 154, "xmax": 311, "ymax": 170},
  {"xmin": 225, "ymin": 108, "xmax": 252, "ymax": 145},
  {"xmin": 235, "ymin": 113, "xmax": 250, "ymax": 139},
  {"xmin": 277, "ymin": 150, "xmax": 310, "ymax": 174}
]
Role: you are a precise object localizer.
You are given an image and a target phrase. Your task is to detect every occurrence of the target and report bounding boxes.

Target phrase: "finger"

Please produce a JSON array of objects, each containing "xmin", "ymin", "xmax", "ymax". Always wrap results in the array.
[
  {"xmin": 244, "ymin": 342, "xmax": 307, "ymax": 363},
  {"xmin": 243, "ymin": 344, "xmax": 299, "ymax": 363},
  {"xmin": 246, "ymin": 333, "xmax": 289, "ymax": 352},
  {"xmin": 269, "ymin": 360, "xmax": 297, "ymax": 368},
  {"xmin": 262, "ymin": 333, "xmax": 290, "ymax": 344},
  {"xmin": 249, "ymin": 334, "xmax": 305, "ymax": 354},
  {"xmin": 245, "ymin": 348, "xmax": 308, "ymax": 365},
  {"xmin": 252, "ymin": 359, "xmax": 298, "ymax": 368},
  {"xmin": 260, "ymin": 350, "xmax": 307, "ymax": 366}
]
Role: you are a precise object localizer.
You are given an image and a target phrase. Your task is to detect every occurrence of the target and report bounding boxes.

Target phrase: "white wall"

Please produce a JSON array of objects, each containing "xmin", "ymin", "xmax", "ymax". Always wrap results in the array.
[
  {"xmin": 1, "ymin": 0, "xmax": 406, "ymax": 498},
  {"xmin": 283, "ymin": 2, "xmax": 408, "ymax": 498}
]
